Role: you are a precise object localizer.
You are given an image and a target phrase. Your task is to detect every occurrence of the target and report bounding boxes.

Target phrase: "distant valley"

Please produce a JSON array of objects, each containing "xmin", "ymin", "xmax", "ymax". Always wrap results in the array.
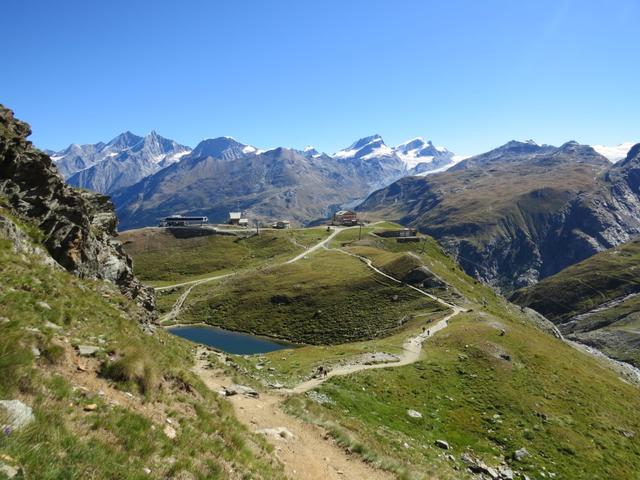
[{"xmin": 511, "ymin": 236, "xmax": 640, "ymax": 367}]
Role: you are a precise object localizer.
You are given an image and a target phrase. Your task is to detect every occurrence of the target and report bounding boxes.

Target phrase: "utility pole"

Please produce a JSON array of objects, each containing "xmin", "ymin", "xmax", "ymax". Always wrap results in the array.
[
  {"xmin": 420, "ymin": 236, "xmax": 427, "ymax": 255},
  {"xmin": 359, "ymin": 223, "xmax": 362, "ymax": 240},
  {"xmin": 255, "ymin": 220, "xmax": 260, "ymax": 235}
]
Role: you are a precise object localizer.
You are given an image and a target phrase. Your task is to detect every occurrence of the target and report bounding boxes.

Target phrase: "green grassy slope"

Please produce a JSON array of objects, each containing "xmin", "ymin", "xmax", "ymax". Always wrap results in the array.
[
  {"xmin": 120, "ymin": 227, "xmax": 329, "ymax": 285},
  {"xmin": 510, "ymin": 238, "xmax": 640, "ymax": 365},
  {"xmin": 222, "ymin": 230, "xmax": 640, "ymax": 479},
  {"xmin": 181, "ymin": 248, "xmax": 444, "ymax": 344},
  {"xmin": 0, "ymin": 215, "xmax": 284, "ymax": 479},
  {"xmin": 284, "ymin": 312, "xmax": 640, "ymax": 479},
  {"xmin": 122, "ymin": 224, "xmax": 640, "ymax": 479}
]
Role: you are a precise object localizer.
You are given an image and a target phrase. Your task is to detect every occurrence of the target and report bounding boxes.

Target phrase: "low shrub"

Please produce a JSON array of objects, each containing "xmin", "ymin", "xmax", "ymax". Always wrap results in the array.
[{"xmin": 100, "ymin": 347, "xmax": 160, "ymax": 396}]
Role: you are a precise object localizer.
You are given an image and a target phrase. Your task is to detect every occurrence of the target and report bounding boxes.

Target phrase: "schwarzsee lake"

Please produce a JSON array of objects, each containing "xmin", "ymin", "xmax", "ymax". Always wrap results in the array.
[{"xmin": 168, "ymin": 325, "xmax": 296, "ymax": 355}]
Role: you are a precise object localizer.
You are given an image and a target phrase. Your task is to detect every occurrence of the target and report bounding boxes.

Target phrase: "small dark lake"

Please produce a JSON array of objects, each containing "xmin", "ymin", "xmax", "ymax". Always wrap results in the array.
[{"xmin": 168, "ymin": 325, "xmax": 296, "ymax": 354}]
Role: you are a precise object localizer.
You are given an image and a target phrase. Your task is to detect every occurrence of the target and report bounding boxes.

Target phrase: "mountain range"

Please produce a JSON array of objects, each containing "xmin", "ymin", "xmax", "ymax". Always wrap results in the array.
[
  {"xmin": 47, "ymin": 132, "xmax": 458, "ymax": 229},
  {"xmin": 51, "ymin": 131, "xmax": 190, "ymax": 194},
  {"xmin": 47, "ymin": 133, "xmax": 639, "ymax": 284},
  {"xmin": 359, "ymin": 140, "xmax": 640, "ymax": 291}
]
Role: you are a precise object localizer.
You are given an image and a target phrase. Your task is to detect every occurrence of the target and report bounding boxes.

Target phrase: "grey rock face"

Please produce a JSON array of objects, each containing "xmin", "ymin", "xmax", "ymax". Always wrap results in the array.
[
  {"xmin": 0, "ymin": 215, "xmax": 60, "ymax": 269},
  {"xmin": 0, "ymin": 105, "xmax": 155, "ymax": 314}
]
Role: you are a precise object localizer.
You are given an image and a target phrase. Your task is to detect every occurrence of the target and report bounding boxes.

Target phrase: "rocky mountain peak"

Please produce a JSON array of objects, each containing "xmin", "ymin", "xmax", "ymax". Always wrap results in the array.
[
  {"xmin": 618, "ymin": 143, "xmax": 640, "ymax": 166},
  {"xmin": 498, "ymin": 140, "xmax": 544, "ymax": 154},
  {"xmin": 350, "ymin": 134, "xmax": 384, "ymax": 150},
  {"xmin": 107, "ymin": 130, "xmax": 143, "ymax": 149},
  {"xmin": 190, "ymin": 136, "xmax": 255, "ymax": 161}
]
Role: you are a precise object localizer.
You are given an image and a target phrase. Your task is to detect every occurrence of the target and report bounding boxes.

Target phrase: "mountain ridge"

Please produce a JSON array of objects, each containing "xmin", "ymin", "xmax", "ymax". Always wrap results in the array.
[
  {"xmin": 52, "ymin": 131, "xmax": 191, "ymax": 194},
  {"xmin": 358, "ymin": 139, "xmax": 640, "ymax": 291}
]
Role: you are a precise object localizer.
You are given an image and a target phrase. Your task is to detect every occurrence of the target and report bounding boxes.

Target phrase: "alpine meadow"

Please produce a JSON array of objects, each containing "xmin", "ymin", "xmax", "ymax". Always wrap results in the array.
[{"xmin": 1, "ymin": 2, "xmax": 640, "ymax": 480}]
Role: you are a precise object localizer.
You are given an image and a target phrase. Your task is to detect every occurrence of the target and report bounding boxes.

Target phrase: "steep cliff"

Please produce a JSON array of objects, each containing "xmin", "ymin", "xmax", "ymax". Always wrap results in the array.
[{"xmin": 0, "ymin": 105, "xmax": 154, "ymax": 313}]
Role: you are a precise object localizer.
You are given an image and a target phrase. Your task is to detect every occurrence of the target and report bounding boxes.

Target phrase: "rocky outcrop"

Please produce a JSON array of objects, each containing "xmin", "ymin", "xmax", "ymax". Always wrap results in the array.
[
  {"xmin": 404, "ymin": 266, "xmax": 446, "ymax": 289},
  {"xmin": 0, "ymin": 105, "xmax": 154, "ymax": 314},
  {"xmin": 0, "ymin": 214, "xmax": 61, "ymax": 269}
]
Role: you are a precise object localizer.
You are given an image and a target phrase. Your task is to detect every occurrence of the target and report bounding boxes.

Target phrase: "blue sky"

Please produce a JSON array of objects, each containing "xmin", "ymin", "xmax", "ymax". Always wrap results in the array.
[{"xmin": 2, "ymin": 0, "xmax": 639, "ymax": 155}]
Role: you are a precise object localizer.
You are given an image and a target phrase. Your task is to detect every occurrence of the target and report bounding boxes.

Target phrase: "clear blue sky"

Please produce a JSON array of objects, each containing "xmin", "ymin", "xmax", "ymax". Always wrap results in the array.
[{"xmin": 2, "ymin": 0, "xmax": 638, "ymax": 155}]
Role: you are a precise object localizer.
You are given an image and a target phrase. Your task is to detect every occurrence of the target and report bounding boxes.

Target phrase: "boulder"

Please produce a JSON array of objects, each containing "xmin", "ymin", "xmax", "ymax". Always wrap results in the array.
[
  {"xmin": 255, "ymin": 427, "xmax": 295, "ymax": 440},
  {"xmin": 435, "ymin": 439, "xmax": 450, "ymax": 450},
  {"xmin": 0, "ymin": 463, "xmax": 19, "ymax": 479},
  {"xmin": 163, "ymin": 425, "xmax": 177, "ymax": 439},
  {"xmin": 460, "ymin": 452, "xmax": 492, "ymax": 475},
  {"xmin": 0, "ymin": 400, "xmax": 34, "ymax": 431},
  {"xmin": 513, "ymin": 447, "xmax": 530, "ymax": 461},
  {"xmin": 407, "ymin": 409, "xmax": 422, "ymax": 419},
  {"xmin": 77, "ymin": 345, "xmax": 100, "ymax": 357},
  {"xmin": 225, "ymin": 384, "xmax": 259, "ymax": 398},
  {"xmin": 498, "ymin": 465, "xmax": 515, "ymax": 480}
]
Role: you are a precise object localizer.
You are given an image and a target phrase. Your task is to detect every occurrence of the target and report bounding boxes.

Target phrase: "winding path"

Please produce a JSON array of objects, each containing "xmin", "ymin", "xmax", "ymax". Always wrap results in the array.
[
  {"xmin": 286, "ymin": 306, "xmax": 462, "ymax": 394},
  {"xmin": 184, "ymin": 224, "xmax": 466, "ymax": 480}
]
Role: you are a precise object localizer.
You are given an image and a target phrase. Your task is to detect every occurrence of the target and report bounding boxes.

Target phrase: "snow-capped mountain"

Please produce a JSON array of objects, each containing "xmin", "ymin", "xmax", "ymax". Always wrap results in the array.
[
  {"xmin": 51, "ymin": 131, "xmax": 144, "ymax": 178},
  {"xmin": 56, "ymin": 131, "xmax": 191, "ymax": 194},
  {"xmin": 333, "ymin": 135, "xmax": 395, "ymax": 160},
  {"xmin": 189, "ymin": 136, "xmax": 260, "ymax": 162},
  {"xmin": 333, "ymin": 134, "xmax": 456, "ymax": 176},
  {"xmin": 394, "ymin": 137, "xmax": 455, "ymax": 174},
  {"xmin": 592, "ymin": 142, "xmax": 635, "ymax": 162}
]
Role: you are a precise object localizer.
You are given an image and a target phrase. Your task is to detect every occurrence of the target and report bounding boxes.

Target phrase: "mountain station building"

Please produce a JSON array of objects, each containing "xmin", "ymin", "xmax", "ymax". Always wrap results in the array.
[
  {"xmin": 333, "ymin": 210, "xmax": 358, "ymax": 226},
  {"xmin": 159, "ymin": 215, "xmax": 208, "ymax": 227},
  {"xmin": 228, "ymin": 211, "xmax": 249, "ymax": 227}
]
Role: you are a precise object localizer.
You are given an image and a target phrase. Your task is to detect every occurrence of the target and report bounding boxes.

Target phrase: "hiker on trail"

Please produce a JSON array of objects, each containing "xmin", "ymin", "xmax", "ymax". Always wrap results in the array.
[
  {"xmin": 427, "ymin": 329, "xmax": 430, "ymax": 336},
  {"xmin": 422, "ymin": 326, "xmax": 426, "ymax": 333}
]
